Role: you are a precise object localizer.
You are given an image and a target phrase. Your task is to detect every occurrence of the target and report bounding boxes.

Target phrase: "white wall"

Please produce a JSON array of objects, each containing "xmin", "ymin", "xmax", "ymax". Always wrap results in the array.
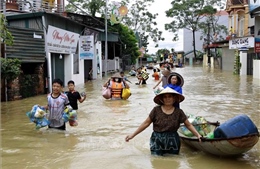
[
  {"xmin": 222, "ymin": 48, "xmax": 235, "ymax": 71},
  {"xmin": 64, "ymin": 54, "xmax": 85, "ymax": 87},
  {"xmin": 239, "ymin": 51, "xmax": 248, "ymax": 75},
  {"xmin": 96, "ymin": 41, "xmax": 102, "ymax": 78},
  {"xmin": 183, "ymin": 13, "xmax": 229, "ymax": 55},
  {"xmin": 253, "ymin": 60, "xmax": 260, "ymax": 79}
]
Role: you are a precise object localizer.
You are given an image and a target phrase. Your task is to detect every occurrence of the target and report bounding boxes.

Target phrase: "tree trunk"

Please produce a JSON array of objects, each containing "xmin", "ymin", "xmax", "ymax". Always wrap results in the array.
[{"xmin": 192, "ymin": 29, "xmax": 197, "ymax": 61}]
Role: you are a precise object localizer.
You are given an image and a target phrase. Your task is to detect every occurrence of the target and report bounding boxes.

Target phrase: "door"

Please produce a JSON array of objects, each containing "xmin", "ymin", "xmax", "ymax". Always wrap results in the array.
[
  {"xmin": 51, "ymin": 53, "xmax": 65, "ymax": 83},
  {"xmin": 84, "ymin": 60, "xmax": 92, "ymax": 82},
  {"xmin": 247, "ymin": 53, "xmax": 254, "ymax": 75}
]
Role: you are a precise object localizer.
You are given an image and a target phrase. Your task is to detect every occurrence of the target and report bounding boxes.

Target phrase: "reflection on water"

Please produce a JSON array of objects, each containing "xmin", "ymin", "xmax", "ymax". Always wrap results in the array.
[{"xmin": 1, "ymin": 66, "xmax": 260, "ymax": 169}]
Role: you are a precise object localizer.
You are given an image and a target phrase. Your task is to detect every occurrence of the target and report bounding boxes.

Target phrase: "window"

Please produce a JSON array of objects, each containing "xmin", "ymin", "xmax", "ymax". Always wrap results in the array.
[
  {"xmin": 73, "ymin": 54, "xmax": 79, "ymax": 74},
  {"xmin": 238, "ymin": 16, "xmax": 244, "ymax": 37}
]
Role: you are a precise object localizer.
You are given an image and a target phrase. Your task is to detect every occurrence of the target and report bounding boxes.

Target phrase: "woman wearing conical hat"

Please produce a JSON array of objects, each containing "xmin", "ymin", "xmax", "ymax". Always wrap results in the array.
[
  {"xmin": 163, "ymin": 72, "xmax": 184, "ymax": 108},
  {"xmin": 125, "ymin": 87, "xmax": 201, "ymax": 156}
]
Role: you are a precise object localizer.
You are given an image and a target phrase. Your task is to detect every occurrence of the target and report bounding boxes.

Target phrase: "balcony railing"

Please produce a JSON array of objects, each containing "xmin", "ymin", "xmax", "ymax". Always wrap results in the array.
[{"xmin": 3, "ymin": 0, "xmax": 64, "ymax": 15}]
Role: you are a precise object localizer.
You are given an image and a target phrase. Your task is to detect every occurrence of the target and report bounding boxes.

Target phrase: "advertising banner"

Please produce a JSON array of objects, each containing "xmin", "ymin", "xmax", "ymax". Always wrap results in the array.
[
  {"xmin": 46, "ymin": 25, "xmax": 79, "ymax": 54},
  {"xmin": 79, "ymin": 35, "xmax": 94, "ymax": 60}
]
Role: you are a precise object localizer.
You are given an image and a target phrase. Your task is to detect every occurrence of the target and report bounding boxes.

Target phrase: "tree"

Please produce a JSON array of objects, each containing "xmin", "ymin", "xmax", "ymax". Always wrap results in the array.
[
  {"xmin": 0, "ymin": 13, "xmax": 13, "ymax": 46},
  {"xmin": 65, "ymin": 0, "xmax": 164, "ymax": 53},
  {"xmin": 122, "ymin": 0, "xmax": 164, "ymax": 52},
  {"xmin": 198, "ymin": 12, "xmax": 228, "ymax": 43},
  {"xmin": 1, "ymin": 58, "xmax": 21, "ymax": 81},
  {"xmin": 65, "ymin": 0, "xmax": 105, "ymax": 16},
  {"xmin": 165, "ymin": 0, "xmax": 225, "ymax": 60},
  {"xmin": 155, "ymin": 48, "xmax": 170, "ymax": 61},
  {"xmin": 111, "ymin": 24, "xmax": 140, "ymax": 64},
  {"xmin": 1, "ymin": 13, "xmax": 17, "ymax": 101},
  {"xmin": 198, "ymin": 10, "xmax": 228, "ymax": 58}
]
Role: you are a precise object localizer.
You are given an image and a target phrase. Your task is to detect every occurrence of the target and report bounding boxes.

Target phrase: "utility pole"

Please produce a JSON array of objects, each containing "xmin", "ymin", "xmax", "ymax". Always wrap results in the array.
[
  {"xmin": 207, "ymin": 21, "xmax": 211, "ymax": 66},
  {"xmin": 105, "ymin": 0, "xmax": 108, "ymax": 77},
  {"xmin": 3, "ymin": 1, "xmax": 8, "ymax": 101}
]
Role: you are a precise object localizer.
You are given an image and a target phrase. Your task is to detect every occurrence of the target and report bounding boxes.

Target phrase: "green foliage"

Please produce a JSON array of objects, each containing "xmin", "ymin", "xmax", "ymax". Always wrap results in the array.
[
  {"xmin": 65, "ymin": 0, "xmax": 163, "ymax": 52},
  {"xmin": 233, "ymin": 49, "xmax": 241, "ymax": 75},
  {"xmin": 122, "ymin": 0, "xmax": 164, "ymax": 51},
  {"xmin": 155, "ymin": 48, "xmax": 170, "ymax": 60},
  {"xmin": 19, "ymin": 74, "xmax": 39, "ymax": 98},
  {"xmin": 198, "ymin": 12, "xmax": 228, "ymax": 43},
  {"xmin": 111, "ymin": 24, "xmax": 139, "ymax": 64},
  {"xmin": 1, "ymin": 58, "xmax": 21, "ymax": 81},
  {"xmin": 156, "ymin": 49, "xmax": 170, "ymax": 56},
  {"xmin": 0, "ymin": 13, "xmax": 14, "ymax": 46},
  {"xmin": 65, "ymin": 0, "xmax": 105, "ymax": 16},
  {"xmin": 216, "ymin": 48, "xmax": 222, "ymax": 58},
  {"xmin": 165, "ymin": 0, "xmax": 225, "ymax": 59}
]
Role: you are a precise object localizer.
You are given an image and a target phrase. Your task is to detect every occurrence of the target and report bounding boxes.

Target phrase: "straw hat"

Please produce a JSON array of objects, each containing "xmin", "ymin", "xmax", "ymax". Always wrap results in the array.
[
  {"xmin": 153, "ymin": 87, "xmax": 185, "ymax": 105},
  {"xmin": 111, "ymin": 72, "xmax": 122, "ymax": 78},
  {"xmin": 167, "ymin": 72, "xmax": 184, "ymax": 87},
  {"xmin": 161, "ymin": 69, "xmax": 171, "ymax": 77}
]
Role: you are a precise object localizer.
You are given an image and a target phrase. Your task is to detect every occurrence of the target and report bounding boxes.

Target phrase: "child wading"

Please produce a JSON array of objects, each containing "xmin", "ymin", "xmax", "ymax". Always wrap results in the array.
[{"xmin": 40, "ymin": 78, "xmax": 69, "ymax": 130}]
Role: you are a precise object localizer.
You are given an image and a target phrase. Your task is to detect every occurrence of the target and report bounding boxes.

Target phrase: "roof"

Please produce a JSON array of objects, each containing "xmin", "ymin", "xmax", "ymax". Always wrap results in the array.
[
  {"xmin": 215, "ymin": 10, "xmax": 229, "ymax": 16},
  {"xmin": 6, "ymin": 11, "xmax": 104, "ymax": 33},
  {"xmin": 65, "ymin": 12, "xmax": 105, "ymax": 30}
]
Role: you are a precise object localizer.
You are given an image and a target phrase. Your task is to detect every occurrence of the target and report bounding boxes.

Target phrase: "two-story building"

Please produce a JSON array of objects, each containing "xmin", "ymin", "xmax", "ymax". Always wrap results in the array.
[
  {"xmin": 1, "ymin": 0, "xmax": 122, "ymax": 101},
  {"xmin": 223, "ymin": 0, "xmax": 256, "ymax": 76},
  {"xmin": 249, "ymin": 0, "xmax": 260, "ymax": 79}
]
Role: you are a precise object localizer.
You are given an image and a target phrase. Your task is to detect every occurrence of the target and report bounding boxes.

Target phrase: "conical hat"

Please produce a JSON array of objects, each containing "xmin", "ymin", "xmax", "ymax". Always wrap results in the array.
[
  {"xmin": 111, "ymin": 72, "xmax": 122, "ymax": 78},
  {"xmin": 153, "ymin": 87, "xmax": 185, "ymax": 105},
  {"xmin": 161, "ymin": 69, "xmax": 170, "ymax": 77},
  {"xmin": 167, "ymin": 72, "xmax": 184, "ymax": 87}
]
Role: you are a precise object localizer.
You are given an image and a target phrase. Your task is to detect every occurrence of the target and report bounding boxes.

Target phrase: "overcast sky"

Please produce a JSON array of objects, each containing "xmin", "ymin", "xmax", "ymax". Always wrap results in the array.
[
  {"xmin": 147, "ymin": 0, "xmax": 183, "ymax": 54},
  {"xmin": 65, "ymin": 0, "xmax": 183, "ymax": 54}
]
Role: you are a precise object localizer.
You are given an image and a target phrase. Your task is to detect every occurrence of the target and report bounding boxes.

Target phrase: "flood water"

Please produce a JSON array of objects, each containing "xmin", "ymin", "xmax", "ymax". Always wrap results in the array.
[{"xmin": 1, "ymin": 66, "xmax": 260, "ymax": 169}]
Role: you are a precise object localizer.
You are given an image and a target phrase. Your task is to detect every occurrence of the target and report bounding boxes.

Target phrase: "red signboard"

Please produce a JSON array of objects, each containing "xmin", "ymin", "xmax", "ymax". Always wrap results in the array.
[{"xmin": 255, "ymin": 42, "xmax": 260, "ymax": 53}]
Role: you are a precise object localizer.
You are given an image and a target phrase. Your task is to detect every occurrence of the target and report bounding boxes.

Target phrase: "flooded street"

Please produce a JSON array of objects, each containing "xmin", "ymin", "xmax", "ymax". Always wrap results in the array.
[{"xmin": 1, "ymin": 66, "xmax": 260, "ymax": 169}]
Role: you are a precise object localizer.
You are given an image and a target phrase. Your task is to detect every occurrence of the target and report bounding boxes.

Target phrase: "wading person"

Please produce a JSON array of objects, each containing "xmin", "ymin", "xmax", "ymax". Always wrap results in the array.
[
  {"xmin": 103, "ymin": 72, "xmax": 130, "ymax": 100},
  {"xmin": 66, "ymin": 80, "xmax": 86, "ymax": 110},
  {"xmin": 125, "ymin": 87, "xmax": 201, "ymax": 156},
  {"xmin": 164, "ymin": 72, "xmax": 184, "ymax": 108},
  {"xmin": 41, "ymin": 78, "xmax": 69, "ymax": 130}
]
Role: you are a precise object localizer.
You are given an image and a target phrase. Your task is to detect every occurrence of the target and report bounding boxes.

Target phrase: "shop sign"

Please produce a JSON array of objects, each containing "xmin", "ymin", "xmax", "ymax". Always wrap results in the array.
[
  {"xmin": 46, "ymin": 25, "xmax": 79, "ymax": 54},
  {"xmin": 229, "ymin": 37, "xmax": 254, "ymax": 49}
]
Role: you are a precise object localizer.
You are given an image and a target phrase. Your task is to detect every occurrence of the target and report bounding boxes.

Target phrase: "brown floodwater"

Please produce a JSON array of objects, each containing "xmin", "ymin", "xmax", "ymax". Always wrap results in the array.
[{"xmin": 1, "ymin": 66, "xmax": 260, "ymax": 169}]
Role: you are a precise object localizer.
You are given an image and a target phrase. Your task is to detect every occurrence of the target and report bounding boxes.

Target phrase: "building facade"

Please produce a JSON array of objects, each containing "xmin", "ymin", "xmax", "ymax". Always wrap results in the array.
[
  {"xmin": 224, "ymin": 0, "xmax": 257, "ymax": 76},
  {"xmin": 183, "ymin": 11, "xmax": 229, "ymax": 59},
  {"xmin": 1, "ymin": 0, "xmax": 122, "ymax": 100}
]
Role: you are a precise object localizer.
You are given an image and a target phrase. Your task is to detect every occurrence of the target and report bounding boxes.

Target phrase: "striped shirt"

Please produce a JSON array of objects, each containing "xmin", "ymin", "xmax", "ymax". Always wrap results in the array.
[{"xmin": 47, "ymin": 93, "xmax": 69, "ymax": 128}]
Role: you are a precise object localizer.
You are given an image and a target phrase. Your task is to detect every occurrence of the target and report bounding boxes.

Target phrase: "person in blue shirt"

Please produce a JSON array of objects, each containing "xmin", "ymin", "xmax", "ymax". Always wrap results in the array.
[{"xmin": 164, "ymin": 72, "xmax": 184, "ymax": 108}]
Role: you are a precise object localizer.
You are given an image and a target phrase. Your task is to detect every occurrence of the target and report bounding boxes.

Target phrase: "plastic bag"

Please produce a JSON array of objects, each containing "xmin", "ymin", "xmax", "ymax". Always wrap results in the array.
[
  {"xmin": 154, "ymin": 87, "xmax": 163, "ymax": 95},
  {"xmin": 26, "ymin": 105, "xmax": 50, "ymax": 129},
  {"xmin": 122, "ymin": 88, "xmax": 131, "ymax": 100},
  {"xmin": 102, "ymin": 87, "xmax": 111, "ymax": 99},
  {"xmin": 62, "ymin": 105, "xmax": 78, "ymax": 126},
  {"xmin": 181, "ymin": 114, "xmax": 212, "ymax": 138}
]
